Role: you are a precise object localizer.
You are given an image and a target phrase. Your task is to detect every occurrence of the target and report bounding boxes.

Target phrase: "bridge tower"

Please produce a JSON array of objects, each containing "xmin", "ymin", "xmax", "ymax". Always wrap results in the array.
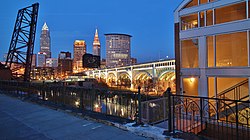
[{"xmin": 5, "ymin": 3, "xmax": 39, "ymax": 81}]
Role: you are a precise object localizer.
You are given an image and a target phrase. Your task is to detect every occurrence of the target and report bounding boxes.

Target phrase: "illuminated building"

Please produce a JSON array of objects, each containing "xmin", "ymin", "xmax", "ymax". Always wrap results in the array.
[
  {"xmin": 73, "ymin": 40, "xmax": 86, "ymax": 71},
  {"xmin": 93, "ymin": 29, "xmax": 101, "ymax": 56},
  {"xmin": 131, "ymin": 57, "xmax": 137, "ymax": 65},
  {"xmin": 105, "ymin": 33, "xmax": 132, "ymax": 68},
  {"xmin": 174, "ymin": 0, "xmax": 250, "ymax": 98},
  {"xmin": 37, "ymin": 52, "xmax": 46, "ymax": 67},
  {"xmin": 40, "ymin": 22, "xmax": 51, "ymax": 58},
  {"xmin": 31, "ymin": 54, "xmax": 36, "ymax": 68},
  {"xmin": 46, "ymin": 58, "xmax": 58, "ymax": 68},
  {"xmin": 59, "ymin": 51, "xmax": 71, "ymax": 59}
]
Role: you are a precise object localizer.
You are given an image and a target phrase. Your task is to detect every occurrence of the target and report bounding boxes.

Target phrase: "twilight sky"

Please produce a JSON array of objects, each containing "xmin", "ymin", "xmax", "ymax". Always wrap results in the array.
[{"xmin": 0, "ymin": 0, "xmax": 183, "ymax": 63}]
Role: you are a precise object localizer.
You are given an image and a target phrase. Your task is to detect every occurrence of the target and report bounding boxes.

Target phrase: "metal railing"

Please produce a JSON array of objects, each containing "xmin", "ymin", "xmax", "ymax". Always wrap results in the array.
[
  {"xmin": 168, "ymin": 94, "xmax": 250, "ymax": 140},
  {"xmin": 0, "ymin": 80, "xmax": 139, "ymax": 121},
  {"xmin": 141, "ymin": 97, "xmax": 168, "ymax": 124}
]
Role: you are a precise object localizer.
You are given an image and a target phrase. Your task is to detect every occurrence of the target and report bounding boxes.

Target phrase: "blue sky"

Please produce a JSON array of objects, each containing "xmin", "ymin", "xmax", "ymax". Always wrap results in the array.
[{"xmin": 0, "ymin": 0, "xmax": 183, "ymax": 63}]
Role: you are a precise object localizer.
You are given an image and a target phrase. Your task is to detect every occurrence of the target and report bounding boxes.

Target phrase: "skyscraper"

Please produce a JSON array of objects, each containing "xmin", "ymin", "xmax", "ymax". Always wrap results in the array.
[
  {"xmin": 37, "ymin": 52, "xmax": 46, "ymax": 67},
  {"xmin": 40, "ymin": 22, "xmax": 51, "ymax": 59},
  {"xmin": 105, "ymin": 33, "xmax": 132, "ymax": 68},
  {"xmin": 93, "ymin": 29, "xmax": 101, "ymax": 56},
  {"xmin": 73, "ymin": 40, "xmax": 86, "ymax": 71}
]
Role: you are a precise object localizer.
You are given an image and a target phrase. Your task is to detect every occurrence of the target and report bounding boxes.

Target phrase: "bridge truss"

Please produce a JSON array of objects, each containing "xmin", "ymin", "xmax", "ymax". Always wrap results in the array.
[{"xmin": 5, "ymin": 3, "xmax": 39, "ymax": 81}]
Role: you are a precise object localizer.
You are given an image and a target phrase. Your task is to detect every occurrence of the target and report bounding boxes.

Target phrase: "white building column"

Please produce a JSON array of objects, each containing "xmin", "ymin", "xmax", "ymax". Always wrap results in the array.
[
  {"xmin": 130, "ymin": 66, "xmax": 134, "ymax": 89},
  {"xmin": 198, "ymin": 36, "xmax": 208, "ymax": 97}
]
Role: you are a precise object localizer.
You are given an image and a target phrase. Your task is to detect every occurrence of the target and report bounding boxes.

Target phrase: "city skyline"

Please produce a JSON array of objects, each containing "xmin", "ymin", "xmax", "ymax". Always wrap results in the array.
[{"xmin": 0, "ymin": 0, "xmax": 183, "ymax": 63}]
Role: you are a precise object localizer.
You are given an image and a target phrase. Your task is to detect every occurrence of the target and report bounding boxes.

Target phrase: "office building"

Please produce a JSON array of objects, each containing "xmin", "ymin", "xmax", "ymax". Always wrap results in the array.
[
  {"xmin": 174, "ymin": 0, "xmax": 250, "ymax": 99},
  {"xmin": 31, "ymin": 54, "xmax": 36, "ymax": 68},
  {"xmin": 73, "ymin": 40, "xmax": 86, "ymax": 70},
  {"xmin": 40, "ymin": 22, "xmax": 51, "ymax": 58},
  {"xmin": 46, "ymin": 58, "xmax": 58, "ymax": 68},
  {"xmin": 59, "ymin": 51, "xmax": 71, "ymax": 59},
  {"xmin": 37, "ymin": 52, "xmax": 46, "ymax": 67},
  {"xmin": 105, "ymin": 33, "xmax": 132, "ymax": 68}
]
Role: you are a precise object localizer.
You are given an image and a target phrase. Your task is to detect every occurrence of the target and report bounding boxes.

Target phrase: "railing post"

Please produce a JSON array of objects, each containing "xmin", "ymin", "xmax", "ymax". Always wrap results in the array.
[
  {"xmin": 200, "ymin": 98, "xmax": 203, "ymax": 131},
  {"xmin": 168, "ymin": 93, "xmax": 172, "ymax": 132},
  {"xmin": 235, "ymin": 101, "xmax": 239, "ymax": 140}
]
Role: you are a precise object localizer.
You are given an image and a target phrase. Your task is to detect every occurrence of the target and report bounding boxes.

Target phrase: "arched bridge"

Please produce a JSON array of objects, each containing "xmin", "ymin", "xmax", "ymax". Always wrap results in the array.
[{"xmin": 87, "ymin": 59, "xmax": 175, "ymax": 94}]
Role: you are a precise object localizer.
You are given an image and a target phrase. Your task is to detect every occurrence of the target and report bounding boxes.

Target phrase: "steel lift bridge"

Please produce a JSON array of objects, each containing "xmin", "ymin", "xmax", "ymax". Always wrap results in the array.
[{"xmin": 5, "ymin": 3, "xmax": 39, "ymax": 81}]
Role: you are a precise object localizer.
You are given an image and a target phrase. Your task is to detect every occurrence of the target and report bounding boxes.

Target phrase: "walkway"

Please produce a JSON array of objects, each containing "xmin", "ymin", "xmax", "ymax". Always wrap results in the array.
[{"xmin": 0, "ymin": 94, "xmax": 149, "ymax": 140}]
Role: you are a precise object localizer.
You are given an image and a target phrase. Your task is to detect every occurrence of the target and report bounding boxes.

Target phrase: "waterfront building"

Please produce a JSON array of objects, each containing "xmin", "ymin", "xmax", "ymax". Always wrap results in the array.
[
  {"xmin": 174, "ymin": 0, "xmax": 250, "ymax": 99},
  {"xmin": 37, "ymin": 52, "xmax": 46, "ymax": 67},
  {"xmin": 93, "ymin": 29, "xmax": 101, "ymax": 56},
  {"xmin": 105, "ymin": 33, "xmax": 132, "ymax": 68},
  {"xmin": 73, "ymin": 40, "xmax": 86, "ymax": 71},
  {"xmin": 40, "ymin": 23, "xmax": 51, "ymax": 59}
]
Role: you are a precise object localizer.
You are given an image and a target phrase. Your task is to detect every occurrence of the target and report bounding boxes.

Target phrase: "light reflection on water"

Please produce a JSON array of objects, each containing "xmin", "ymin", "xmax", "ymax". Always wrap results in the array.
[{"xmin": 40, "ymin": 90, "xmax": 137, "ymax": 120}]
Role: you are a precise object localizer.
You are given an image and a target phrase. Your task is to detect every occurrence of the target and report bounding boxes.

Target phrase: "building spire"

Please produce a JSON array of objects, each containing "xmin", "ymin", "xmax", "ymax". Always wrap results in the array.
[
  {"xmin": 93, "ymin": 28, "xmax": 101, "ymax": 56},
  {"xmin": 93, "ymin": 28, "xmax": 100, "ymax": 46},
  {"xmin": 42, "ymin": 22, "xmax": 49, "ymax": 30}
]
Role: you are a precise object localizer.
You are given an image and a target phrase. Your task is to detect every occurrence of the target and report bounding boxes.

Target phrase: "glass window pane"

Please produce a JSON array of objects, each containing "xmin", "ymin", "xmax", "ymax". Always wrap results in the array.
[
  {"xmin": 181, "ymin": 13, "xmax": 198, "ymax": 30},
  {"xmin": 200, "ymin": 0, "xmax": 208, "ymax": 4},
  {"xmin": 185, "ymin": 0, "xmax": 198, "ymax": 8},
  {"xmin": 215, "ymin": 2, "xmax": 246, "ymax": 24},
  {"xmin": 200, "ymin": 11, "xmax": 205, "ymax": 27},
  {"xmin": 207, "ymin": 36, "xmax": 214, "ymax": 67},
  {"xmin": 208, "ymin": 77, "xmax": 215, "ymax": 97},
  {"xmin": 249, "ymin": 0, "xmax": 250, "ymax": 18},
  {"xmin": 206, "ymin": 10, "xmax": 213, "ymax": 26},
  {"xmin": 217, "ymin": 77, "xmax": 248, "ymax": 100},
  {"xmin": 216, "ymin": 32, "xmax": 248, "ymax": 67},
  {"xmin": 181, "ymin": 39, "xmax": 199, "ymax": 68},
  {"xmin": 183, "ymin": 77, "xmax": 198, "ymax": 96}
]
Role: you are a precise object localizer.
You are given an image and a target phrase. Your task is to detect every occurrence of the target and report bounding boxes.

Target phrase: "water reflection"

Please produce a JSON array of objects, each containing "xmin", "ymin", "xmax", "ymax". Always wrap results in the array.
[{"xmin": 39, "ymin": 88, "xmax": 138, "ymax": 120}]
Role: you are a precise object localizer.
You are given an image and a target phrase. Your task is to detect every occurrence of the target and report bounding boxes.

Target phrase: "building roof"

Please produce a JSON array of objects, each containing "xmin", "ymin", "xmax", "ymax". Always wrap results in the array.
[{"xmin": 104, "ymin": 33, "xmax": 132, "ymax": 37}]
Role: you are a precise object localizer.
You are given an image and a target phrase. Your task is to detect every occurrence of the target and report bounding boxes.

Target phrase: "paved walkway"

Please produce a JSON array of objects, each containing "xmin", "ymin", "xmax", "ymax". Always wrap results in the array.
[{"xmin": 0, "ymin": 94, "xmax": 149, "ymax": 140}]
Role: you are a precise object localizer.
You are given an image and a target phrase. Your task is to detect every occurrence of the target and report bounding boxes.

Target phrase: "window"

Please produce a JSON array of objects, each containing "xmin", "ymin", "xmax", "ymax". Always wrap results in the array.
[
  {"xmin": 206, "ymin": 10, "xmax": 213, "ymax": 26},
  {"xmin": 208, "ymin": 77, "xmax": 215, "ymax": 97},
  {"xmin": 184, "ymin": 0, "xmax": 198, "ymax": 8},
  {"xmin": 199, "ymin": 11, "xmax": 205, "ymax": 27},
  {"xmin": 182, "ymin": 77, "xmax": 198, "ymax": 96},
  {"xmin": 181, "ymin": 39, "xmax": 199, "ymax": 68},
  {"xmin": 215, "ymin": 2, "xmax": 246, "ymax": 24},
  {"xmin": 217, "ymin": 78, "xmax": 248, "ymax": 100},
  {"xmin": 249, "ymin": 0, "xmax": 250, "ymax": 18},
  {"xmin": 216, "ymin": 31, "xmax": 247, "ymax": 67},
  {"xmin": 200, "ymin": 0, "xmax": 208, "ymax": 5},
  {"xmin": 181, "ymin": 13, "xmax": 198, "ymax": 30},
  {"xmin": 207, "ymin": 36, "xmax": 214, "ymax": 67}
]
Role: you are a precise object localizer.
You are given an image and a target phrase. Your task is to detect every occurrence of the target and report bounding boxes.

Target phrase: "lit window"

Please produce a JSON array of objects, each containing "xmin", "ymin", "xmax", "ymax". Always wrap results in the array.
[
  {"xmin": 215, "ymin": 2, "xmax": 246, "ymax": 24},
  {"xmin": 181, "ymin": 13, "xmax": 198, "ymax": 30}
]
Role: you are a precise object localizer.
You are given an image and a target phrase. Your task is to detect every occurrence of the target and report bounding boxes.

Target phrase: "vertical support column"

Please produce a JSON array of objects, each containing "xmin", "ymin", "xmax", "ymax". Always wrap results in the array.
[
  {"xmin": 198, "ymin": 36, "xmax": 208, "ymax": 97},
  {"xmin": 98, "ymin": 70, "xmax": 101, "ymax": 81},
  {"xmin": 115, "ymin": 69, "xmax": 118, "ymax": 86},
  {"xmin": 105, "ymin": 69, "xmax": 108, "ymax": 84},
  {"xmin": 130, "ymin": 66, "xmax": 134, "ymax": 89}
]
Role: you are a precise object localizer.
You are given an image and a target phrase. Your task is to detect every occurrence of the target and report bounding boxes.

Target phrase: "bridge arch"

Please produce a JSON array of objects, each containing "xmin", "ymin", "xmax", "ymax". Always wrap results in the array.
[
  {"xmin": 107, "ymin": 72, "xmax": 116, "ymax": 87},
  {"xmin": 117, "ymin": 72, "xmax": 131, "ymax": 88},
  {"xmin": 157, "ymin": 71, "xmax": 176, "ymax": 92}
]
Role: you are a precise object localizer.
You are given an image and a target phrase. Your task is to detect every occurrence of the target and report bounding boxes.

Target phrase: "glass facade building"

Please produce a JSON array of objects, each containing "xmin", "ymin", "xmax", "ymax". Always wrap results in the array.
[
  {"xmin": 174, "ymin": 0, "xmax": 250, "ymax": 98},
  {"xmin": 105, "ymin": 33, "xmax": 132, "ymax": 68}
]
